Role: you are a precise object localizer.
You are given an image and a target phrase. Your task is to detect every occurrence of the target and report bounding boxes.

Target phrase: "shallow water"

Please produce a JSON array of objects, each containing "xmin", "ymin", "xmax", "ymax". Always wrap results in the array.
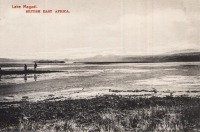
[{"xmin": 0, "ymin": 62, "xmax": 200, "ymax": 101}]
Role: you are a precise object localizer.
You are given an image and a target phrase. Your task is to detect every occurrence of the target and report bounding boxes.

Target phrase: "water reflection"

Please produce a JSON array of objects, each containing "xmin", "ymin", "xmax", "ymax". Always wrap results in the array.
[
  {"xmin": 34, "ymin": 74, "xmax": 37, "ymax": 81},
  {"xmin": 24, "ymin": 74, "xmax": 27, "ymax": 82}
]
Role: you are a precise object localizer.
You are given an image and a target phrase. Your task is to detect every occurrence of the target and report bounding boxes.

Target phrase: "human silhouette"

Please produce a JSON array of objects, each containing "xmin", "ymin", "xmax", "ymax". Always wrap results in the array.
[
  {"xmin": 34, "ymin": 62, "xmax": 37, "ymax": 71},
  {"xmin": 24, "ymin": 64, "xmax": 27, "ymax": 71}
]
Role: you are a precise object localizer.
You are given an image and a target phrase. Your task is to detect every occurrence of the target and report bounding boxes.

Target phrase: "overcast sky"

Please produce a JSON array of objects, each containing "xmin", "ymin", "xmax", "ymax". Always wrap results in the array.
[{"xmin": 0, "ymin": 0, "xmax": 200, "ymax": 59}]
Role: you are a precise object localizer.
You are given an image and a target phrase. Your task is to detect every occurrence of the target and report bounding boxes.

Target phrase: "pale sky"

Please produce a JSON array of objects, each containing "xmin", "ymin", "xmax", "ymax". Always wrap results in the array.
[{"xmin": 0, "ymin": 0, "xmax": 200, "ymax": 59}]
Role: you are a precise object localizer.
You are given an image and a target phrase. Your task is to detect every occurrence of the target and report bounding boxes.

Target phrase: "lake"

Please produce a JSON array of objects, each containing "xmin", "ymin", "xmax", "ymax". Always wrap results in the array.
[{"xmin": 0, "ymin": 62, "xmax": 200, "ymax": 101}]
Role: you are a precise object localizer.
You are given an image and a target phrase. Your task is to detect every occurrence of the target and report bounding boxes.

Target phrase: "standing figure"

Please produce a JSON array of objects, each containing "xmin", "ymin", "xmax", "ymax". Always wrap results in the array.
[
  {"xmin": 34, "ymin": 62, "xmax": 37, "ymax": 71},
  {"xmin": 24, "ymin": 64, "xmax": 27, "ymax": 71}
]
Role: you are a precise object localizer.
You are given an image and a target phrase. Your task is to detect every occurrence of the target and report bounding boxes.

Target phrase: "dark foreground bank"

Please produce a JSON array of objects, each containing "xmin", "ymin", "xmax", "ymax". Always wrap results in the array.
[
  {"xmin": 0, "ymin": 70, "xmax": 63, "ymax": 75},
  {"xmin": 0, "ymin": 95, "xmax": 200, "ymax": 131}
]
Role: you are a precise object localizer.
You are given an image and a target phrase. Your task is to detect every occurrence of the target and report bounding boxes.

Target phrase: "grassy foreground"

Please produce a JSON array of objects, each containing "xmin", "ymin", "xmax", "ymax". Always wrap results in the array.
[{"xmin": 0, "ymin": 95, "xmax": 200, "ymax": 131}]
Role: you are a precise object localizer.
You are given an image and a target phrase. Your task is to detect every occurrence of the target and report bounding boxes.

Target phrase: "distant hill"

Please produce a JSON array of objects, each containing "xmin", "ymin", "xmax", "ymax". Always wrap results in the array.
[
  {"xmin": 166, "ymin": 49, "xmax": 200, "ymax": 54},
  {"xmin": 76, "ymin": 55, "xmax": 124, "ymax": 62},
  {"xmin": 0, "ymin": 58, "xmax": 17, "ymax": 62},
  {"xmin": 75, "ymin": 52, "xmax": 200, "ymax": 64},
  {"xmin": 123, "ymin": 52, "xmax": 200, "ymax": 63}
]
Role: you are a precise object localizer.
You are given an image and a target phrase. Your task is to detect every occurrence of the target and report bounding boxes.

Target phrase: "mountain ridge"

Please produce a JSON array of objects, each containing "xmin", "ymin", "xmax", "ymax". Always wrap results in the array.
[{"xmin": 75, "ymin": 51, "xmax": 200, "ymax": 63}]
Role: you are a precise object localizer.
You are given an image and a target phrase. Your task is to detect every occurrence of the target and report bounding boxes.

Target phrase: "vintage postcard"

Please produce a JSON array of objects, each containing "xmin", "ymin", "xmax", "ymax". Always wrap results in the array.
[{"xmin": 0, "ymin": 0, "xmax": 200, "ymax": 131}]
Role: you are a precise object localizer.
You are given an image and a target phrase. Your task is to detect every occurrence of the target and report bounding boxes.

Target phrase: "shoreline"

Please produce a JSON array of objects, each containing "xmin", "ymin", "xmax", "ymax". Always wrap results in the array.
[{"xmin": 1, "ymin": 86, "xmax": 200, "ymax": 103}]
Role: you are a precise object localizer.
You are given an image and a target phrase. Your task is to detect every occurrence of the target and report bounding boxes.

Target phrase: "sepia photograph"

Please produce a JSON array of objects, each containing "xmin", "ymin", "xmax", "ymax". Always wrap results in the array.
[{"xmin": 0, "ymin": 0, "xmax": 200, "ymax": 131}]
